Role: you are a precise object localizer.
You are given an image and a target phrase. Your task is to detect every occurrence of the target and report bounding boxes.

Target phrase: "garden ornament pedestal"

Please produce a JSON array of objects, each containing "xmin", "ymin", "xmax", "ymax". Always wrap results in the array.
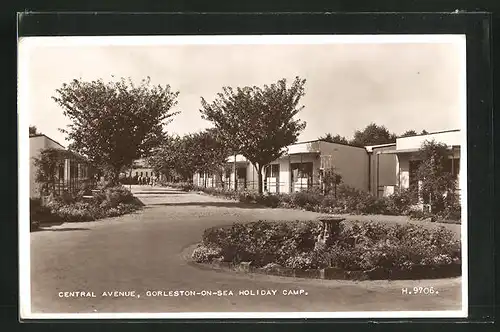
[{"xmin": 317, "ymin": 215, "xmax": 345, "ymax": 246}]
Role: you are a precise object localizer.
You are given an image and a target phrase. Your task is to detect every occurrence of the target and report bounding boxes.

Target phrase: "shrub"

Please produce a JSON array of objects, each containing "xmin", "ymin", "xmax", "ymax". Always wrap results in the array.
[
  {"xmin": 238, "ymin": 190, "xmax": 259, "ymax": 203},
  {"xmin": 35, "ymin": 185, "xmax": 142, "ymax": 223},
  {"xmin": 256, "ymin": 194, "xmax": 281, "ymax": 208},
  {"xmin": 202, "ymin": 220, "xmax": 323, "ymax": 267},
  {"xmin": 385, "ymin": 189, "xmax": 417, "ymax": 215},
  {"xmin": 77, "ymin": 180, "xmax": 95, "ymax": 197},
  {"xmin": 290, "ymin": 190, "xmax": 323, "ymax": 209},
  {"xmin": 30, "ymin": 198, "xmax": 55, "ymax": 224},
  {"xmin": 192, "ymin": 244, "xmax": 223, "ymax": 263},
  {"xmin": 104, "ymin": 186, "xmax": 134, "ymax": 207},
  {"xmin": 284, "ymin": 251, "xmax": 318, "ymax": 270},
  {"xmin": 55, "ymin": 203, "xmax": 96, "ymax": 222},
  {"xmin": 198, "ymin": 219, "xmax": 461, "ymax": 273},
  {"xmin": 164, "ymin": 182, "xmax": 195, "ymax": 192}
]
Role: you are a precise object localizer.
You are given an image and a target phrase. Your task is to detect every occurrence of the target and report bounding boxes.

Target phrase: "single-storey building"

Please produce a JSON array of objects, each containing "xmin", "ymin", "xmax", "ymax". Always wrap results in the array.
[
  {"xmin": 379, "ymin": 129, "xmax": 461, "ymax": 205},
  {"xmin": 30, "ymin": 134, "xmax": 92, "ymax": 198},
  {"xmin": 192, "ymin": 129, "xmax": 462, "ymax": 199},
  {"xmin": 122, "ymin": 159, "xmax": 156, "ymax": 180},
  {"xmin": 194, "ymin": 139, "xmax": 369, "ymax": 194}
]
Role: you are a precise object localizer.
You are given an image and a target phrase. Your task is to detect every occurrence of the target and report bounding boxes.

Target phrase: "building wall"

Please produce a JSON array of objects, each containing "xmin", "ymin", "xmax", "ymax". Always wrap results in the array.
[
  {"xmin": 192, "ymin": 141, "xmax": 370, "ymax": 193},
  {"xmin": 396, "ymin": 154, "xmax": 410, "ymax": 190},
  {"xmin": 396, "ymin": 130, "xmax": 461, "ymax": 150},
  {"xmin": 130, "ymin": 168, "xmax": 155, "ymax": 178},
  {"xmin": 318, "ymin": 141, "xmax": 369, "ymax": 192},
  {"xmin": 370, "ymin": 145, "xmax": 398, "ymax": 197},
  {"xmin": 30, "ymin": 136, "xmax": 65, "ymax": 198}
]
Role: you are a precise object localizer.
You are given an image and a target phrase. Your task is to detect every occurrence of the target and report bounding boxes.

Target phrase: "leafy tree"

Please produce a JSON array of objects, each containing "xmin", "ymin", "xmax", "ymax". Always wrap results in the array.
[
  {"xmin": 33, "ymin": 148, "xmax": 64, "ymax": 195},
  {"xmin": 318, "ymin": 133, "xmax": 349, "ymax": 145},
  {"xmin": 400, "ymin": 129, "xmax": 429, "ymax": 138},
  {"xmin": 53, "ymin": 77, "xmax": 179, "ymax": 184},
  {"xmin": 414, "ymin": 140, "xmax": 458, "ymax": 214},
  {"xmin": 29, "ymin": 125, "xmax": 41, "ymax": 136},
  {"xmin": 200, "ymin": 77, "xmax": 307, "ymax": 194},
  {"xmin": 350, "ymin": 123, "xmax": 397, "ymax": 147},
  {"xmin": 191, "ymin": 128, "xmax": 232, "ymax": 187},
  {"xmin": 400, "ymin": 130, "xmax": 418, "ymax": 137},
  {"xmin": 147, "ymin": 135, "xmax": 183, "ymax": 179},
  {"xmin": 147, "ymin": 129, "xmax": 230, "ymax": 185}
]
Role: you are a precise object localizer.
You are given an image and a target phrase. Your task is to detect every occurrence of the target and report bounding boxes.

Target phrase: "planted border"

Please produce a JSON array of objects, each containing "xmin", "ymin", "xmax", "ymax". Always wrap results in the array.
[
  {"xmin": 191, "ymin": 219, "xmax": 461, "ymax": 280},
  {"xmin": 163, "ymin": 182, "xmax": 461, "ymax": 224}
]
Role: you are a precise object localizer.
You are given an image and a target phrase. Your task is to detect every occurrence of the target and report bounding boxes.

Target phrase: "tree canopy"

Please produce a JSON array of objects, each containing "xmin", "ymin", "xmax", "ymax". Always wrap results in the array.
[
  {"xmin": 29, "ymin": 125, "xmax": 41, "ymax": 137},
  {"xmin": 318, "ymin": 133, "xmax": 349, "ymax": 145},
  {"xmin": 53, "ymin": 77, "xmax": 179, "ymax": 183},
  {"xmin": 200, "ymin": 77, "xmax": 307, "ymax": 193},
  {"xmin": 400, "ymin": 130, "xmax": 418, "ymax": 138},
  {"xmin": 147, "ymin": 129, "xmax": 231, "ymax": 183},
  {"xmin": 350, "ymin": 123, "xmax": 397, "ymax": 147}
]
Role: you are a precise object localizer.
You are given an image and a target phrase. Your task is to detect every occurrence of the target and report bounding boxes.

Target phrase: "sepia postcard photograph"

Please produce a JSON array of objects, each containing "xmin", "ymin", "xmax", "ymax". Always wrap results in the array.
[{"xmin": 18, "ymin": 34, "xmax": 467, "ymax": 319}]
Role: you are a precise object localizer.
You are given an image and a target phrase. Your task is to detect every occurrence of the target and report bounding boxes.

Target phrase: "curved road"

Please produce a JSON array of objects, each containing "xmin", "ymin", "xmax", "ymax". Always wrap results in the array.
[{"xmin": 30, "ymin": 186, "xmax": 462, "ymax": 315}]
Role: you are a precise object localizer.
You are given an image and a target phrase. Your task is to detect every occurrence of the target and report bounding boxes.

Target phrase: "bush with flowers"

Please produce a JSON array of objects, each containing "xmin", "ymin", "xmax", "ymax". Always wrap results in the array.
[{"xmin": 195, "ymin": 219, "xmax": 461, "ymax": 277}]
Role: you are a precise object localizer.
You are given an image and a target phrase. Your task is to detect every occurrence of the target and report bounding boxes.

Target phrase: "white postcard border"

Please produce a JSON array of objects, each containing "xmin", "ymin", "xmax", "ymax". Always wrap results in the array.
[{"xmin": 18, "ymin": 34, "xmax": 468, "ymax": 320}]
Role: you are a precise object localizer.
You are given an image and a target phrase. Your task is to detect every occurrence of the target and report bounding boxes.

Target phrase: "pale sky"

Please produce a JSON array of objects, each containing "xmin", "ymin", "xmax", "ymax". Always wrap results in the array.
[{"xmin": 20, "ymin": 36, "xmax": 465, "ymax": 148}]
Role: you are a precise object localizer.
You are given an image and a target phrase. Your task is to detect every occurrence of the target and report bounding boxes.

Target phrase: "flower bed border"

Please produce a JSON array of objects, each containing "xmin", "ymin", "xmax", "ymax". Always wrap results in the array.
[
  {"xmin": 188, "ymin": 244, "xmax": 461, "ymax": 281},
  {"xmin": 164, "ymin": 182, "xmax": 461, "ymax": 224}
]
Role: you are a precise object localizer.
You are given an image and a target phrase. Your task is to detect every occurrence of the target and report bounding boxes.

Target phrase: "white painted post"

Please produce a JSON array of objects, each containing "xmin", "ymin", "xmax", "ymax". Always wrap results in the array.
[{"xmin": 64, "ymin": 158, "xmax": 70, "ymax": 192}]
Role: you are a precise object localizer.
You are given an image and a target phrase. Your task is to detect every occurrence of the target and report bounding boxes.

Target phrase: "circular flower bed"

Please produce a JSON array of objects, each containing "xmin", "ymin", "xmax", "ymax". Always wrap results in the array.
[{"xmin": 191, "ymin": 220, "xmax": 461, "ymax": 280}]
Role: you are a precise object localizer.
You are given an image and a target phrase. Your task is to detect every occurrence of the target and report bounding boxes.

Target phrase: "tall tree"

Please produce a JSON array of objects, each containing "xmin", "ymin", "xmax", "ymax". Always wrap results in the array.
[
  {"xmin": 182, "ymin": 129, "xmax": 232, "ymax": 187},
  {"xmin": 318, "ymin": 133, "xmax": 349, "ymax": 145},
  {"xmin": 29, "ymin": 125, "xmax": 41, "ymax": 136},
  {"xmin": 200, "ymin": 77, "xmax": 307, "ymax": 194},
  {"xmin": 53, "ymin": 77, "xmax": 179, "ymax": 184},
  {"xmin": 350, "ymin": 123, "xmax": 397, "ymax": 147},
  {"xmin": 147, "ymin": 135, "xmax": 183, "ymax": 179},
  {"xmin": 400, "ymin": 129, "xmax": 418, "ymax": 137}
]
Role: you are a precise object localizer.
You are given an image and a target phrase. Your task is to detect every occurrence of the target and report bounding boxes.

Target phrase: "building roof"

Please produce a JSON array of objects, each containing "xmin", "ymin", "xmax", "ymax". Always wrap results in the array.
[
  {"xmin": 29, "ymin": 134, "xmax": 65, "ymax": 149},
  {"xmin": 397, "ymin": 129, "xmax": 460, "ymax": 139},
  {"xmin": 364, "ymin": 143, "xmax": 397, "ymax": 152},
  {"xmin": 380, "ymin": 145, "xmax": 459, "ymax": 155},
  {"xmin": 379, "ymin": 148, "xmax": 420, "ymax": 155},
  {"xmin": 291, "ymin": 138, "xmax": 366, "ymax": 150}
]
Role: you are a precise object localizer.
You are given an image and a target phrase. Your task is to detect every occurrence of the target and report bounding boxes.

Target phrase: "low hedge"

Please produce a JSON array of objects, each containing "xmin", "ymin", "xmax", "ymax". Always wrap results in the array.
[
  {"xmin": 31, "ymin": 185, "xmax": 143, "ymax": 226},
  {"xmin": 194, "ymin": 220, "xmax": 461, "ymax": 275},
  {"xmin": 166, "ymin": 181, "xmax": 460, "ymax": 223}
]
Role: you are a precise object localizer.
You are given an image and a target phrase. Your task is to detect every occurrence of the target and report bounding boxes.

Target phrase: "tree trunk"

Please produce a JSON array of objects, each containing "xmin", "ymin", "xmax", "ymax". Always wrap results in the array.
[
  {"xmin": 233, "ymin": 153, "xmax": 237, "ymax": 191},
  {"xmin": 218, "ymin": 169, "xmax": 224, "ymax": 189},
  {"xmin": 257, "ymin": 164, "xmax": 264, "ymax": 194}
]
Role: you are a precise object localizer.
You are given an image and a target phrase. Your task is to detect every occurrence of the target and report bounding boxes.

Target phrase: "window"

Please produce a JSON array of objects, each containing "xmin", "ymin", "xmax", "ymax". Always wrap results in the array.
[
  {"xmin": 145, "ymin": 172, "xmax": 148, "ymax": 177},
  {"xmin": 444, "ymin": 158, "xmax": 460, "ymax": 178},
  {"xmin": 291, "ymin": 162, "xmax": 313, "ymax": 191},
  {"xmin": 237, "ymin": 168, "xmax": 246, "ymax": 178},
  {"xmin": 135, "ymin": 172, "xmax": 138, "ymax": 176},
  {"xmin": 291, "ymin": 162, "xmax": 313, "ymax": 178},
  {"xmin": 265, "ymin": 164, "xmax": 279, "ymax": 178},
  {"xmin": 140, "ymin": 172, "xmax": 143, "ymax": 176}
]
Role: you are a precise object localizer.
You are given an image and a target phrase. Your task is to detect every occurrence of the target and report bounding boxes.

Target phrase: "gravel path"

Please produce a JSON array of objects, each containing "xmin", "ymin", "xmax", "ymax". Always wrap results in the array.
[{"xmin": 29, "ymin": 185, "xmax": 462, "ymax": 316}]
